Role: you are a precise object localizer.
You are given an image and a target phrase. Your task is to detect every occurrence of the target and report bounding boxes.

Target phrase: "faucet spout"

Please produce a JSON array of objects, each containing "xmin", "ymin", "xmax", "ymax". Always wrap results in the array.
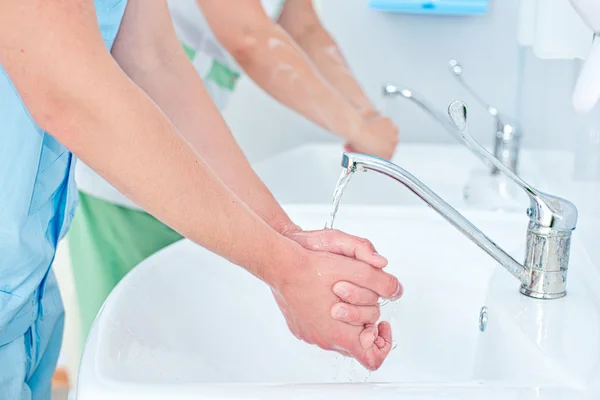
[
  {"xmin": 338, "ymin": 102, "xmax": 577, "ymax": 299},
  {"xmin": 341, "ymin": 152, "xmax": 531, "ymax": 285}
]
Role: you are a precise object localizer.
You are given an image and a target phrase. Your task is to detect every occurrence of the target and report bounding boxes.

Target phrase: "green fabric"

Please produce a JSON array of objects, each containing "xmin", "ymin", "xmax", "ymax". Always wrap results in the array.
[
  {"xmin": 181, "ymin": 41, "xmax": 197, "ymax": 60},
  {"xmin": 206, "ymin": 60, "xmax": 241, "ymax": 91},
  {"xmin": 67, "ymin": 192, "xmax": 182, "ymax": 346}
]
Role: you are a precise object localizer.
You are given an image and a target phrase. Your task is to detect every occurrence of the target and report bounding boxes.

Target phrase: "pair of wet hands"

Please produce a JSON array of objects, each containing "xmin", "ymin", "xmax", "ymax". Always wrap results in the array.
[{"xmin": 272, "ymin": 228, "xmax": 403, "ymax": 371}]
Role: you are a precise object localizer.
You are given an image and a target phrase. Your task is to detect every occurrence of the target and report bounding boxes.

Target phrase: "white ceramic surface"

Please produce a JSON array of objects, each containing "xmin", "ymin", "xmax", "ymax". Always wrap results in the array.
[{"xmin": 77, "ymin": 205, "xmax": 600, "ymax": 400}]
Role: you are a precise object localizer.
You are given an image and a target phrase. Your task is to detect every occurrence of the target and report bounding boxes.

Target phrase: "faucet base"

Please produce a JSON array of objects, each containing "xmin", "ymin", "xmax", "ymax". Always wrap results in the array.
[
  {"xmin": 519, "ymin": 285, "xmax": 566, "ymax": 300},
  {"xmin": 520, "ymin": 225, "xmax": 572, "ymax": 300}
]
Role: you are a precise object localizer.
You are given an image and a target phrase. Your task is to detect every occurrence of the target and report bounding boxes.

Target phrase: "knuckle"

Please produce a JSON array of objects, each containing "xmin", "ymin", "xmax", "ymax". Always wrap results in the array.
[{"xmin": 359, "ymin": 238, "xmax": 373, "ymax": 248}]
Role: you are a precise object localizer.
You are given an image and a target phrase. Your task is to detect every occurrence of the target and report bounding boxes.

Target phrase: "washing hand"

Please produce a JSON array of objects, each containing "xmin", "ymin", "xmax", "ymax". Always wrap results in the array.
[
  {"xmin": 345, "ymin": 112, "xmax": 399, "ymax": 160},
  {"xmin": 280, "ymin": 226, "xmax": 395, "ymax": 305},
  {"xmin": 281, "ymin": 226, "xmax": 388, "ymax": 268},
  {"xmin": 268, "ymin": 244, "xmax": 402, "ymax": 371}
]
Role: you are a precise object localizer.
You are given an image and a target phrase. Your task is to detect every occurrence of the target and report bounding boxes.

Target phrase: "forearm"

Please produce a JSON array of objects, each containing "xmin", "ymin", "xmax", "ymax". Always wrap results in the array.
[
  {"xmin": 278, "ymin": 0, "xmax": 375, "ymax": 114},
  {"xmin": 220, "ymin": 21, "xmax": 364, "ymax": 140},
  {"xmin": 110, "ymin": 4, "xmax": 295, "ymax": 233},
  {"xmin": 294, "ymin": 29, "xmax": 375, "ymax": 115},
  {"xmin": 0, "ymin": 0, "xmax": 298, "ymax": 284},
  {"xmin": 61, "ymin": 69, "xmax": 295, "ymax": 281}
]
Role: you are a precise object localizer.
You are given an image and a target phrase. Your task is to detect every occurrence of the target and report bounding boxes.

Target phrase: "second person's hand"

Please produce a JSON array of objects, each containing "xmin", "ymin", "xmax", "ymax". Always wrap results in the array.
[{"xmin": 345, "ymin": 113, "xmax": 399, "ymax": 160}]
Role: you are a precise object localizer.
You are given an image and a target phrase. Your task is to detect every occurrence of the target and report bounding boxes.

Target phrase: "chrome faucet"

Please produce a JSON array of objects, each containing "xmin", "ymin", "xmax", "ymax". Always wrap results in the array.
[
  {"xmin": 381, "ymin": 84, "xmax": 495, "ymax": 171},
  {"xmin": 382, "ymin": 85, "xmax": 461, "ymax": 142},
  {"xmin": 339, "ymin": 101, "xmax": 577, "ymax": 300},
  {"xmin": 448, "ymin": 60, "xmax": 522, "ymax": 175}
]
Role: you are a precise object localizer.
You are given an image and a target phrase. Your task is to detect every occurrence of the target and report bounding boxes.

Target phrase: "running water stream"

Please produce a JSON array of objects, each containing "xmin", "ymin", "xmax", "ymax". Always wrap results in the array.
[
  {"xmin": 325, "ymin": 164, "xmax": 398, "ymax": 370},
  {"xmin": 325, "ymin": 167, "xmax": 355, "ymax": 230}
]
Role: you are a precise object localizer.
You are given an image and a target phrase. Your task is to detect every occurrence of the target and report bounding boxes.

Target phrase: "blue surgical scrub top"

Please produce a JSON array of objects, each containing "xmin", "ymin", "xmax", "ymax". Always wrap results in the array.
[{"xmin": 0, "ymin": 0, "xmax": 128, "ymax": 344}]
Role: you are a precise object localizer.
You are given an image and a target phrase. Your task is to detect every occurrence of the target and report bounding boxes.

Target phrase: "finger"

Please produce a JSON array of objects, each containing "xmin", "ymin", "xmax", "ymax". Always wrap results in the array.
[
  {"xmin": 376, "ymin": 321, "xmax": 393, "ymax": 350},
  {"xmin": 346, "ymin": 268, "xmax": 403, "ymax": 300},
  {"xmin": 291, "ymin": 230, "xmax": 388, "ymax": 268},
  {"xmin": 357, "ymin": 322, "xmax": 393, "ymax": 371},
  {"xmin": 331, "ymin": 303, "xmax": 380, "ymax": 326},
  {"xmin": 333, "ymin": 281, "xmax": 379, "ymax": 305},
  {"xmin": 359, "ymin": 323, "xmax": 378, "ymax": 350}
]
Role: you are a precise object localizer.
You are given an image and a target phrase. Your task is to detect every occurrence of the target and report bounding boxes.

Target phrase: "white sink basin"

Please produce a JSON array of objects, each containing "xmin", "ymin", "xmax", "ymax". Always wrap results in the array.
[
  {"xmin": 77, "ymin": 206, "xmax": 600, "ymax": 399},
  {"xmin": 253, "ymin": 143, "xmax": 546, "ymax": 209}
]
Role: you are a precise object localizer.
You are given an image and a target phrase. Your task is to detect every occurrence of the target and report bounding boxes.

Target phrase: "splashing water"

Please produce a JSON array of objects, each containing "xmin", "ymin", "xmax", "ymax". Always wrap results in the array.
[
  {"xmin": 326, "ymin": 166, "xmax": 398, "ymax": 368},
  {"xmin": 325, "ymin": 168, "xmax": 355, "ymax": 230},
  {"xmin": 325, "ymin": 167, "xmax": 394, "ymax": 305}
]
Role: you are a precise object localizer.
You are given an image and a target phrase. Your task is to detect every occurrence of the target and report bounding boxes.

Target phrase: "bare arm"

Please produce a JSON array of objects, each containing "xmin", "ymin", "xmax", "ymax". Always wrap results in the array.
[
  {"xmin": 196, "ymin": 0, "xmax": 365, "ymax": 142},
  {"xmin": 110, "ymin": 0, "xmax": 294, "ymax": 233},
  {"xmin": 278, "ymin": 0, "xmax": 377, "ymax": 115},
  {"xmin": 0, "ymin": 0, "xmax": 401, "ymax": 370},
  {"xmin": 0, "ymin": 0, "xmax": 297, "ymax": 283},
  {"xmin": 110, "ymin": 0, "xmax": 394, "ymax": 268},
  {"xmin": 196, "ymin": 0, "xmax": 398, "ymax": 159}
]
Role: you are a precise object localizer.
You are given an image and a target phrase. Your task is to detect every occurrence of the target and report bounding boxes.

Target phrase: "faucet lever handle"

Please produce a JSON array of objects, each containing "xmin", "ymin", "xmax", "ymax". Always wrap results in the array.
[
  {"xmin": 448, "ymin": 60, "xmax": 499, "ymax": 118},
  {"xmin": 448, "ymin": 101, "xmax": 577, "ymax": 231}
]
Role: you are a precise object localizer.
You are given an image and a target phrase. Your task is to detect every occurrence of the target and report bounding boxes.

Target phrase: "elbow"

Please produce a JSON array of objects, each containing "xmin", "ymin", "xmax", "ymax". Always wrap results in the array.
[
  {"xmin": 21, "ymin": 90, "xmax": 66, "ymax": 134},
  {"xmin": 32, "ymin": 96, "xmax": 69, "ymax": 135},
  {"xmin": 28, "ymin": 88, "xmax": 92, "ymax": 148},
  {"xmin": 225, "ymin": 31, "xmax": 261, "ymax": 65}
]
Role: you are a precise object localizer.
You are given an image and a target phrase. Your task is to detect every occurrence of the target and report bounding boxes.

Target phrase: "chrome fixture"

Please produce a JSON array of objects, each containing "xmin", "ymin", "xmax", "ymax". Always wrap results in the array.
[
  {"xmin": 339, "ymin": 102, "xmax": 577, "ymax": 300},
  {"xmin": 448, "ymin": 59, "xmax": 522, "ymax": 174},
  {"xmin": 479, "ymin": 306, "xmax": 488, "ymax": 332},
  {"xmin": 382, "ymin": 84, "xmax": 494, "ymax": 171},
  {"xmin": 382, "ymin": 85, "xmax": 461, "ymax": 142}
]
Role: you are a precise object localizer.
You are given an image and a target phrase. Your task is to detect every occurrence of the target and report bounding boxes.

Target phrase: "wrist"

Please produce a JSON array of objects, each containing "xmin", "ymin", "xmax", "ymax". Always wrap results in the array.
[
  {"xmin": 264, "ymin": 211, "xmax": 301, "ymax": 236},
  {"xmin": 341, "ymin": 109, "xmax": 367, "ymax": 142},
  {"xmin": 358, "ymin": 107, "xmax": 380, "ymax": 121},
  {"xmin": 260, "ymin": 235, "xmax": 308, "ymax": 290}
]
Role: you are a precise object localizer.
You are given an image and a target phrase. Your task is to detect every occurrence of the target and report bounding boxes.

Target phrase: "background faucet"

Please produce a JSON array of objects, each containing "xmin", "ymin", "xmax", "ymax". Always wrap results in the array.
[
  {"xmin": 448, "ymin": 60, "xmax": 522, "ymax": 175},
  {"xmin": 338, "ymin": 101, "xmax": 577, "ymax": 300},
  {"xmin": 382, "ymin": 84, "xmax": 494, "ymax": 171}
]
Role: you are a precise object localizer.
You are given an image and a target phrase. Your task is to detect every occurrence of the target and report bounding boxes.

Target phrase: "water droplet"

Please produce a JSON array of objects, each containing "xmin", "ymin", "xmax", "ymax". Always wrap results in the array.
[{"xmin": 378, "ymin": 299, "xmax": 390, "ymax": 307}]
